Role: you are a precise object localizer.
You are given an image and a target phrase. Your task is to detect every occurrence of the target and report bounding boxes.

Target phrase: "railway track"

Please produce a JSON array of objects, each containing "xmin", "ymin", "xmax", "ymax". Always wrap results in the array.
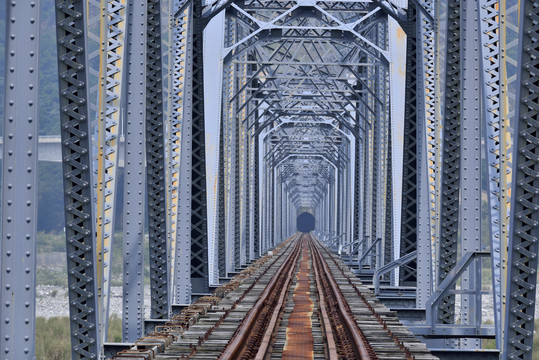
[{"xmin": 113, "ymin": 233, "xmax": 437, "ymax": 359}]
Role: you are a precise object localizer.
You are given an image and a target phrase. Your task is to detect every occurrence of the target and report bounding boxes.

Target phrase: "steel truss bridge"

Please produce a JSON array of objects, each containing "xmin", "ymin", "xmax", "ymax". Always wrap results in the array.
[{"xmin": 0, "ymin": 0, "xmax": 537, "ymax": 358}]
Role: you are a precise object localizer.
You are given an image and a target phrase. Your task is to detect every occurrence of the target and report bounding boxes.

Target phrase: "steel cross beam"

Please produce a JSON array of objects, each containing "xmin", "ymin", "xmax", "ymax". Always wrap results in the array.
[{"xmin": 0, "ymin": 1, "xmax": 40, "ymax": 358}]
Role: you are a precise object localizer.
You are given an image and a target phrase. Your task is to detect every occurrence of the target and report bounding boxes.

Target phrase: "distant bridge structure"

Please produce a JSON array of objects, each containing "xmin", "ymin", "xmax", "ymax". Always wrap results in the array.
[{"xmin": 0, "ymin": 0, "xmax": 536, "ymax": 359}]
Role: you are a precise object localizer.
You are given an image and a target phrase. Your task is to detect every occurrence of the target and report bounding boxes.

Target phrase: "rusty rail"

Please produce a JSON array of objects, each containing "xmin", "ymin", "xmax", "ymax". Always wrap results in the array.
[
  {"xmin": 316, "ymin": 238, "xmax": 416, "ymax": 360},
  {"xmin": 218, "ymin": 235, "xmax": 303, "ymax": 359},
  {"xmin": 309, "ymin": 234, "xmax": 378, "ymax": 360}
]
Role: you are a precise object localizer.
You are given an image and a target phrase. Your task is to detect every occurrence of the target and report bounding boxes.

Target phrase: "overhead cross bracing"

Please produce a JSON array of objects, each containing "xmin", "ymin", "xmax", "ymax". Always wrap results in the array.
[
  {"xmin": 0, "ymin": 0, "xmax": 538, "ymax": 359},
  {"xmin": 218, "ymin": 0, "xmax": 392, "ymax": 268}
]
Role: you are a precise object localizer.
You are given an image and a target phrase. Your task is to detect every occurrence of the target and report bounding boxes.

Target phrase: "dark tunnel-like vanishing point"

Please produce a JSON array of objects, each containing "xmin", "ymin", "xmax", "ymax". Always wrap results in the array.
[{"xmin": 297, "ymin": 212, "xmax": 315, "ymax": 233}]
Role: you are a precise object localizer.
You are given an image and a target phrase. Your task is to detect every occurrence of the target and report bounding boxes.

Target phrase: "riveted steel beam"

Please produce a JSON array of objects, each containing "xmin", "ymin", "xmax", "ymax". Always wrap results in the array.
[
  {"xmin": 190, "ymin": 0, "xmax": 210, "ymax": 294},
  {"xmin": 94, "ymin": 0, "xmax": 126, "ymax": 342},
  {"xmin": 122, "ymin": 0, "xmax": 147, "ymax": 341},
  {"xmin": 0, "ymin": 1, "xmax": 40, "ymax": 358},
  {"xmin": 175, "ymin": 2, "xmax": 192, "ymax": 304},
  {"xmin": 146, "ymin": 0, "xmax": 169, "ymax": 319},
  {"xmin": 415, "ymin": 0, "xmax": 436, "ymax": 309},
  {"xmin": 55, "ymin": 0, "xmax": 101, "ymax": 357},
  {"xmin": 504, "ymin": 0, "xmax": 539, "ymax": 358},
  {"xmin": 399, "ymin": 4, "xmax": 419, "ymax": 286},
  {"xmin": 166, "ymin": 0, "xmax": 185, "ymax": 306},
  {"xmin": 478, "ymin": 0, "xmax": 502, "ymax": 348},
  {"xmin": 438, "ymin": 0, "xmax": 462, "ymax": 325}
]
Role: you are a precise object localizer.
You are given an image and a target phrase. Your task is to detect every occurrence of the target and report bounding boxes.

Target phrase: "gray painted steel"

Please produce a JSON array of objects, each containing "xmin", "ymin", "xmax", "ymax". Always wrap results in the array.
[
  {"xmin": 0, "ymin": 1, "xmax": 40, "ymax": 358},
  {"xmin": 477, "ymin": 0, "xmax": 502, "ymax": 347},
  {"xmin": 55, "ymin": 0, "xmax": 101, "ymax": 357},
  {"xmin": 122, "ymin": 0, "xmax": 147, "ymax": 341},
  {"xmin": 189, "ymin": 0, "xmax": 210, "ymax": 294},
  {"xmin": 146, "ymin": 0, "xmax": 170, "ymax": 319},
  {"xmin": 505, "ymin": 0, "xmax": 539, "ymax": 358},
  {"xmin": 176, "ymin": 3, "xmax": 193, "ymax": 304},
  {"xmin": 2, "ymin": 0, "xmax": 532, "ymax": 357}
]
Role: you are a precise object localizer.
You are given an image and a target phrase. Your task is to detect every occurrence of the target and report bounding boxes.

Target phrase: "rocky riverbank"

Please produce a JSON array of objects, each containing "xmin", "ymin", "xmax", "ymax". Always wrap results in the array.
[{"xmin": 37, "ymin": 285, "xmax": 152, "ymax": 319}]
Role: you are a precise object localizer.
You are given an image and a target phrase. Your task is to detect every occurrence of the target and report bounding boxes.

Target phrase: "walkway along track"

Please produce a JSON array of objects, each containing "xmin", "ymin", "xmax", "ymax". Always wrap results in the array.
[{"xmin": 112, "ymin": 233, "xmax": 437, "ymax": 359}]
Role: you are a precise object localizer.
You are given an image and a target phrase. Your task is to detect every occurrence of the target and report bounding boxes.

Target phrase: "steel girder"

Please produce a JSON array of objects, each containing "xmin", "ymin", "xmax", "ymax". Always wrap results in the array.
[
  {"xmin": 145, "ymin": 0, "xmax": 170, "ymax": 319},
  {"xmin": 0, "ymin": 1, "xmax": 40, "ymax": 358},
  {"xmin": 478, "ymin": 0, "xmax": 503, "ymax": 349},
  {"xmin": 504, "ymin": 0, "xmax": 539, "ymax": 358},
  {"xmin": 166, "ymin": 0, "xmax": 182, "ymax": 307},
  {"xmin": 175, "ymin": 1, "xmax": 192, "ymax": 305},
  {"xmin": 415, "ymin": 0, "xmax": 436, "ymax": 309},
  {"xmin": 94, "ymin": 0, "xmax": 126, "ymax": 342},
  {"xmin": 55, "ymin": 0, "xmax": 101, "ymax": 357},
  {"xmin": 459, "ymin": 0, "xmax": 483, "ymax": 342},
  {"xmin": 121, "ymin": 0, "xmax": 147, "ymax": 341},
  {"xmin": 218, "ymin": 100, "xmax": 227, "ymax": 276},
  {"xmin": 189, "ymin": 0, "xmax": 210, "ymax": 294},
  {"xmin": 437, "ymin": 0, "xmax": 461, "ymax": 326},
  {"xmin": 399, "ymin": 3, "xmax": 419, "ymax": 286}
]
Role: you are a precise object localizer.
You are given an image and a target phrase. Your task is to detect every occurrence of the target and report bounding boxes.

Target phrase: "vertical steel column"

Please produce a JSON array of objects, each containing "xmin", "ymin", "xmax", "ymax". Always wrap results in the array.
[
  {"xmin": 175, "ymin": 3, "xmax": 192, "ymax": 304},
  {"xmin": 268, "ymin": 167, "xmax": 277, "ymax": 250},
  {"xmin": 222, "ymin": 13, "xmax": 236, "ymax": 273},
  {"xmin": 122, "ymin": 0, "xmax": 147, "ymax": 340},
  {"xmin": 190, "ymin": 0, "xmax": 210, "ymax": 293},
  {"xmin": 248, "ymin": 129, "xmax": 255, "ymax": 261},
  {"xmin": 238, "ymin": 58, "xmax": 248, "ymax": 265},
  {"xmin": 353, "ymin": 123, "xmax": 362, "ymax": 246},
  {"xmin": 384, "ymin": 128, "xmax": 394, "ymax": 269},
  {"xmin": 275, "ymin": 169, "xmax": 282, "ymax": 241},
  {"xmin": 460, "ymin": 0, "xmax": 482, "ymax": 344},
  {"xmin": 233, "ymin": 97, "xmax": 241, "ymax": 268},
  {"xmin": 504, "ymin": 1, "xmax": 539, "ymax": 358},
  {"xmin": 253, "ymin": 125, "xmax": 260, "ymax": 258},
  {"xmin": 170, "ymin": 1, "xmax": 188, "ymax": 302},
  {"xmin": 499, "ymin": 1, "xmax": 517, "ymax": 352},
  {"xmin": 55, "ymin": 0, "xmax": 100, "ymax": 356},
  {"xmin": 166, "ymin": 0, "xmax": 183, "ymax": 305},
  {"xmin": 95, "ymin": 0, "xmax": 126, "ymax": 342},
  {"xmin": 217, "ymin": 94, "xmax": 227, "ymax": 277},
  {"xmin": 478, "ymin": 0, "xmax": 502, "ymax": 347},
  {"xmin": 415, "ymin": 0, "xmax": 436, "ymax": 308},
  {"xmin": 146, "ymin": 0, "xmax": 169, "ymax": 318},
  {"xmin": 400, "ymin": 4, "xmax": 419, "ymax": 286},
  {"xmin": 437, "ymin": 0, "xmax": 462, "ymax": 325},
  {"xmin": 0, "ymin": 1, "xmax": 39, "ymax": 358}
]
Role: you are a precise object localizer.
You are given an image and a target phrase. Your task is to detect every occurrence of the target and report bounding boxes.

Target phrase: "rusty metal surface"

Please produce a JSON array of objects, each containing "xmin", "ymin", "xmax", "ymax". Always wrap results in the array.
[
  {"xmin": 309, "ymin": 235, "xmax": 377, "ymax": 360},
  {"xmin": 317, "ymin": 240, "xmax": 417, "ymax": 360},
  {"xmin": 115, "ymin": 233, "xmax": 437, "ymax": 360},
  {"xmin": 219, "ymin": 236, "xmax": 303, "ymax": 359},
  {"xmin": 282, "ymin": 238, "xmax": 315, "ymax": 360}
]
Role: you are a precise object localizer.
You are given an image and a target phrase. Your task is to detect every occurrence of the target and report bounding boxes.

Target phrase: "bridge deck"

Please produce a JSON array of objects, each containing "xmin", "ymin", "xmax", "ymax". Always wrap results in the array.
[{"xmin": 111, "ymin": 234, "xmax": 437, "ymax": 360}]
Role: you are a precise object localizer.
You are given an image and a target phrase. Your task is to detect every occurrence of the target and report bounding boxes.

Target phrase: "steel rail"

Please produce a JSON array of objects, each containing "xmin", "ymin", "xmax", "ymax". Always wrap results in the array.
[
  {"xmin": 254, "ymin": 237, "xmax": 304, "ymax": 359},
  {"xmin": 308, "ymin": 234, "xmax": 377, "ymax": 360},
  {"xmin": 111, "ymin": 235, "xmax": 299, "ymax": 360},
  {"xmin": 316, "ymin": 236, "xmax": 416, "ymax": 360},
  {"xmin": 310, "ymin": 238, "xmax": 340, "ymax": 359},
  {"xmin": 218, "ymin": 235, "xmax": 304, "ymax": 359}
]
